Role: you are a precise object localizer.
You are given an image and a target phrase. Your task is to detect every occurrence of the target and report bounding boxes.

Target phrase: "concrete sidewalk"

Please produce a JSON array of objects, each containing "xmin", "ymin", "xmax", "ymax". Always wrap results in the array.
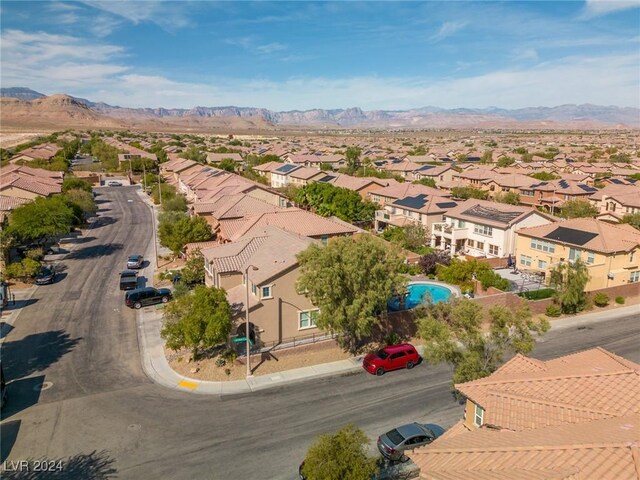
[{"xmin": 135, "ymin": 299, "xmax": 639, "ymax": 395}]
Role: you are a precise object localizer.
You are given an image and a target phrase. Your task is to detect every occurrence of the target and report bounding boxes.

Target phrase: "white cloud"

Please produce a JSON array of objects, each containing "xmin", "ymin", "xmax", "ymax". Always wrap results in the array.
[
  {"xmin": 429, "ymin": 21, "xmax": 467, "ymax": 42},
  {"xmin": 225, "ymin": 37, "xmax": 288, "ymax": 56},
  {"xmin": 255, "ymin": 42, "xmax": 287, "ymax": 54},
  {"xmin": 580, "ymin": 0, "xmax": 640, "ymax": 19},
  {"xmin": 81, "ymin": 1, "xmax": 191, "ymax": 30},
  {"xmin": 89, "ymin": 15, "xmax": 123, "ymax": 37},
  {"xmin": 514, "ymin": 48, "xmax": 539, "ymax": 61}
]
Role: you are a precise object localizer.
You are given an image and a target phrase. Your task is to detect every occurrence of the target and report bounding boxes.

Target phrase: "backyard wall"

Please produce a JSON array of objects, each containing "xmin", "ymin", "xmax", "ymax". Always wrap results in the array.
[
  {"xmin": 464, "ymin": 255, "xmax": 510, "ymax": 269},
  {"xmin": 587, "ymin": 282, "xmax": 640, "ymax": 301}
]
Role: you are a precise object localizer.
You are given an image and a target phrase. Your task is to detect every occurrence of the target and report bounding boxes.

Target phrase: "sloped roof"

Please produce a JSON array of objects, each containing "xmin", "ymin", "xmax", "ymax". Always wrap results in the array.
[
  {"xmin": 369, "ymin": 183, "xmax": 449, "ymax": 200},
  {"xmin": 517, "ymin": 218, "xmax": 640, "ymax": 253},
  {"xmin": 444, "ymin": 199, "xmax": 550, "ymax": 228}
]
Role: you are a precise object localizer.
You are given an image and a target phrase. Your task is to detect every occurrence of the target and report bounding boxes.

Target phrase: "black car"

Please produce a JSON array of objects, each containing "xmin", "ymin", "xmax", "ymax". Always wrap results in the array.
[
  {"xmin": 119, "ymin": 270, "xmax": 139, "ymax": 291},
  {"xmin": 35, "ymin": 267, "xmax": 56, "ymax": 285},
  {"xmin": 125, "ymin": 287, "xmax": 172, "ymax": 309}
]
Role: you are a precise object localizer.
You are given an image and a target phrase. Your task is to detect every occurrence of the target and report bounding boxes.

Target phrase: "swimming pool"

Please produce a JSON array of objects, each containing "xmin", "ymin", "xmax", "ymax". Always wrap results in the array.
[{"xmin": 388, "ymin": 282, "xmax": 454, "ymax": 311}]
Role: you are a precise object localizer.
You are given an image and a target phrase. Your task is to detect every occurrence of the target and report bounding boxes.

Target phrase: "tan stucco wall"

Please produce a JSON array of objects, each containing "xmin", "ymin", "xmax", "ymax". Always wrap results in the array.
[
  {"xmin": 245, "ymin": 187, "xmax": 284, "ymax": 207},
  {"xmin": 515, "ymin": 234, "xmax": 640, "ymax": 291},
  {"xmin": 0, "ymin": 186, "xmax": 41, "ymax": 200},
  {"xmin": 245, "ymin": 265, "xmax": 320, "ymax": 344}
]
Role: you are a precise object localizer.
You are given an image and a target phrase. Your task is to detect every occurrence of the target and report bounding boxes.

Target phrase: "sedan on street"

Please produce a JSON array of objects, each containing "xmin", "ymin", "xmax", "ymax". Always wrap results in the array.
[
  {"xmin": 35, "ymin": 266, "xmax": 57, "ymax": 285},
  {"xmin": 377, "ymin": 423, "xmax": 445, "ymax": 462},
  {"xmin": 127, "ymin": 255, "xmax": 144, "ymax": 269}
]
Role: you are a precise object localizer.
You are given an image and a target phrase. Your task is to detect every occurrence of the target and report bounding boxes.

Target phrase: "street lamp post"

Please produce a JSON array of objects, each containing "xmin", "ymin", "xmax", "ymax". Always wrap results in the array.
[{"xmin": 245, "ymin": 265, "xmax": 259, "ymax": 378}]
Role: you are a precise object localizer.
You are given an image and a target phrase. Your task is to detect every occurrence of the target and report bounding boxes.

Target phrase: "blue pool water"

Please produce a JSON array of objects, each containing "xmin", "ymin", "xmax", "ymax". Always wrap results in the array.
[{"xmin": 388, "ymin": 282, "xmax": 453, "ymax": 311}]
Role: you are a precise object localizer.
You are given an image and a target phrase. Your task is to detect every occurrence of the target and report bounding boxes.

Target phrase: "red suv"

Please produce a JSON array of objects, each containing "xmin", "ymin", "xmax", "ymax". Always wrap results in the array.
[{"xmin": 363, "ymin": 343, "xmax": 421, "ymax": 376}]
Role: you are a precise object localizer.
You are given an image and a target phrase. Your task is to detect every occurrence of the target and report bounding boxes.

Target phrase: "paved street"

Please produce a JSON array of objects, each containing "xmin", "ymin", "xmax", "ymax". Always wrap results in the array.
[{"xmin": 1, "ymin": 186, "xmax": 639, "ymax": 480}]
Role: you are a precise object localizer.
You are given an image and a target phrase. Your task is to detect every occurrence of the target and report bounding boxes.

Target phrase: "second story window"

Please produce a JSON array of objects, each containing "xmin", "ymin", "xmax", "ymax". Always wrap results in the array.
[
  {"xmin": 261, "ymin": 286, "xmax": 272, "ymax": 299},
  {"xmin": 474, "ymin": 404, "xmax": 485, "ymax": 427},
  {"xmin": 473, "ymin": 224, "xmax": 493, "ymax": 237},
  {"xmin": 569, "ymin": 248, "xmax": 581, "ymax": 263}
]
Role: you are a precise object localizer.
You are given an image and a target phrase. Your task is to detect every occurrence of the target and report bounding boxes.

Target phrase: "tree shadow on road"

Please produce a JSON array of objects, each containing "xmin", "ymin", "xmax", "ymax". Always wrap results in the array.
[
  {"xmin": 66, "ymin": 243, "xmax": 123, "ymax": 260},
  {"xmin": 0, "ymin": 419, "xmax": 21, "ymax": 462},
  {"xmin": 88, "ymin": 216, "xmax": 118, "ymax": 229},
  {"xmin": 2, "ymin": 450, "xmax": 118, "ymax": 479},
  {"xmin": 1, "ymin": 329, "xmax": 82, "ymax": 381},
  {"xmin": 0, "ymin": 375, "xmax": 44, "ymax": 421}
]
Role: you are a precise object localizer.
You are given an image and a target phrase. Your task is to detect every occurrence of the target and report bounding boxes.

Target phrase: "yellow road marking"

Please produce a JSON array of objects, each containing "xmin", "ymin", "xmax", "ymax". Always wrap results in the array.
[{"xmin": 177, "ymin": 380, "xmax": 199, "ymax": 390}]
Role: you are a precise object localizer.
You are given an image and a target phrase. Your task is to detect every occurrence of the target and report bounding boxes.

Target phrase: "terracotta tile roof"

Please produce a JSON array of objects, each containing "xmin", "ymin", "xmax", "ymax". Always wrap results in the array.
[
  {"xmin": 516, "ymin": 218, "xmax": 640, "ymax": 253},
  {"xmin": 288, "ymin": 167, "xmax": 325, "ymax": 180},
  {"xmin": 202, "ymin": 194, "xmax": 283, "ymax": 219},
  {"xmin": 411, "ymin": 414, "xmax": 640, "ymax": 480},
  {"xmin": 253, "ymin": 161, "xmax": 285, "ymax": 173},
  {"xmin": 0, "ymin": 195, "xmax": 30, "ymax": 211},
  {"xmin": 484, "ymin": 173, "xmax": 537, "ymax": 188},
  {"xmin": 324, "ymin": 174, "xmax": 388, "ymax": 191},
  {"xmin": 220, "ymin": 209, "xmax": 358, "ymax": 242},
  {"xmin": 0, "ymin": 173, "xmax": 62, "ymax": 196},
  {"xmin": 369, "ymin": 183, "xmax": 449, "ymax": 200},
  {"xmin": 588, "ymin": 184, "xmax": 639, "ymax": 201},
  {"xmin": 206, "ymin": 153, "xmax": 243, "ymax": 163}
]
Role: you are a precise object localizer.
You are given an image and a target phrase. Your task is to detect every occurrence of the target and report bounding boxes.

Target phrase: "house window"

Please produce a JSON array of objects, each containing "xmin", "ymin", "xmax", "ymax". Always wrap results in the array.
[
  {"xmin": 474, "ymin": 224, "xmax": 493, "ymax": 236},
  {"xmin": 586, "ymin": 252, "xmax": 595, "ymax": 265},
  {"xmin": 320, "ymin": 235, "xmax": 329, "ymax": 245},
  {"xmin": 489, "ymin": 244, "xmax": 499, "ymax": 256},
  {"xmin": 630, "ymin": 271, "xmax": 640, "ymax": 283},
  {"xmin": 467, "ymin": 239, "xmax": 475, "ymax": 248},
  {"xmin": 530, "ymin": 239, "xmax": 556, "ymax": 253},
  {"xmin": 521, "ymin": 190, "xmax": 534, "ymax": 197},
  {"xmin": 474, "ymin": 404, "xmax": 484, "ymax": 427},
  {"xmin": 261, "ymin": 286, "xmax": 272, "ymax": 299},
  {"xmin": 298, "ymin": 309, "xmax": 319, "ymax": 329},
  {"xmin": 458, "ymin": 220, "xmax": 466, "ymax": 228},
  {"xmin": 372, "ymin": 195, "xmax": 380, "ymax": 202},
  {"xmin": 476, "ymin": 241, "xmax": 484, "ymax": 251},
  {"xmin": 251, "ymin": 283, "xmax": 257, "ymax": 295},
  {"xmin": 631, "ymin": 251, "xmax": 635, "ymax": 263},
  {"xmin": 520, "ymin": 255, "xmax": 532, "ymax": 267},
  {"xmin": 569, "ymin": 248, "xmax": 581, "ymax": 263},
  {"xmin": 538, "ymin": 259, "xmax": 547, "ymax": 269}
]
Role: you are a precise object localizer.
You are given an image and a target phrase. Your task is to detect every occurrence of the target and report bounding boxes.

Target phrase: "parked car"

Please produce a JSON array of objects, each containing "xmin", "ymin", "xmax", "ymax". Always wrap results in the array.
[
  {"xmin": 127, "ymin": 255, "xmax": 144, "ymax": 269},
  {"xmin": 377, "ymin": 423, "xmax": 445, "ymax": 462},
  {"xmin": 107, "ymin": 180, "xmax": 122, "ymax": 187},
  {"xmin": 119, "ymin": 270, "xmax": 138, "ymax": 291},
  {"xmin": 35, "ymin": 266, "xmax": 56, "ymax": 285},
  {"xmin": 363, "ymin": 343, "xmax": 421, "ymax": 376},
  {"xmin": 124, "ymin": 287, "xmax": 172, "ymax": 309},
  {"xmin": 46, "ymin": 245, "xmax": 68, "ymax": 255}
]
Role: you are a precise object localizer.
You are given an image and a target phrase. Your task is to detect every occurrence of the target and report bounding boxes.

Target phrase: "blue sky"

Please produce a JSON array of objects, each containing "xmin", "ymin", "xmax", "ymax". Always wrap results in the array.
[{"xmin": 1, "ymin": 1, "xmax": 639, "ymax": 110}]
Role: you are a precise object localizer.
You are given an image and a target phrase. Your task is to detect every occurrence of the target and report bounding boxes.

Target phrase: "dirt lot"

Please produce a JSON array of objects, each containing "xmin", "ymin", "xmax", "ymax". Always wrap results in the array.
[{"xmin": 167, "ymin": 340, "xmax": 353, "ymax": 381}]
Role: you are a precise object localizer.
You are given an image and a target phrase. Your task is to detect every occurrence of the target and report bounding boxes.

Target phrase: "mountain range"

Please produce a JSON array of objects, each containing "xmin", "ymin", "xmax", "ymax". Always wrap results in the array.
[{"xmin": 1, "ymin": 87, "xmax": 639, "ymax": 130}]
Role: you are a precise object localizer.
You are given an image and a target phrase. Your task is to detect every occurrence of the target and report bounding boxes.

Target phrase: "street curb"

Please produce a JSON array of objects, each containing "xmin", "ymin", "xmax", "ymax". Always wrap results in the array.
[{"xmin": 548, "ymin": 304, "xmax": 640, "ymax": 331}]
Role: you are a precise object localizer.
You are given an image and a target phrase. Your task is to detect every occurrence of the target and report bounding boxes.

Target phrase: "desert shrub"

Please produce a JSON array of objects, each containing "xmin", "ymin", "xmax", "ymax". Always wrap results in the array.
[
  {"xmin": 4, "ymin": 258, "xmax": 41, "ymax": 280},
  {"xmin": 545, "ymin": 304, "xmax": 562, "ymax": 317},
  {"xmin": 593, "ymin": 292, "xmax": 609, "ymax": 307},
  {"xmin": 518, "ymin": 288, "xmax": 555, "ymax": 300},
  {"xmin": 221, "ymin": 348, "xmax": 238, "ymax": 363},
  {"xmin": 214, "ymin": 357, "xmax": 226, "ymax": 367},
  {"xmin": 615, "ymin": 296, "xmax": 625, "ymax": 304}
]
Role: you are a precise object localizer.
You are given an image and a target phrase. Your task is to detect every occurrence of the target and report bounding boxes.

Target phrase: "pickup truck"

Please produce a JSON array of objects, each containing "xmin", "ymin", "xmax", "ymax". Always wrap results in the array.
[{"xmin": 119, "ymin": 270, "xmax": 138, "ymax": 291}]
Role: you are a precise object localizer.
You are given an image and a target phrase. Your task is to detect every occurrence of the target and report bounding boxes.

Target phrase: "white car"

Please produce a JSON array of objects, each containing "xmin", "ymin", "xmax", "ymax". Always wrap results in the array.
[{"xmin": 107, "ymin": 180, "xmax": 123, "ymax": 187}]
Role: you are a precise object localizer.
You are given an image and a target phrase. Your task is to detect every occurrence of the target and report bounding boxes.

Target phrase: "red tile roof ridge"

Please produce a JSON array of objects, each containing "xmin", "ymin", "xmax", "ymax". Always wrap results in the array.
[
  {"xmin": 460, "ymin": 368, "xmax": 638, "ymax": 389},
  {"xmin": 486, "ymin": 390, "xmax": 618, "ymax": 417},
  {"xmin": 492, "ymin": 354, "xmax": 546, "ymax": 375},
  {"xmin": 416, "ymin": 441, "xmax": 638, "ymax": 454}
]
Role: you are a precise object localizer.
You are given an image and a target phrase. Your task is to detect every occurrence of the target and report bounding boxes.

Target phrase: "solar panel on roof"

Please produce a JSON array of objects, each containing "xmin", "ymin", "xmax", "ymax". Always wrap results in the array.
[
  {"xmin": 543, "ymin": 227, "xmax": 598, "ymax": 246},
  {"xmin": 461, "ymin": 205, "xmax": 522, "ymax": 223},
  {"xmin": 436, "ymin": 202, "xmax": 458, "ymax": 209},
  {"xmin": 577, "ymin": 184, "xmax": 597, "ymax": 192},
  {"xmin": 394, "ymin": 194, "xmax": 428, "ymax": 209},
  {"xmin": 610, "ymin": 178, "xmax": 623, "ymax": 184},
  {"xmin": 318, "ymin": 175, "xmax": 335, "ymax": 183},
  {"xmin": 276, "ymin": 164, "xmax": 299, "ymax": 173},
  {"xmin": 418, "ymin": 165, "xmax": 435, "ymax": 171},
  {"xmin": 558, "ymin": 180, "xmax": 569, "ymax": 188}
]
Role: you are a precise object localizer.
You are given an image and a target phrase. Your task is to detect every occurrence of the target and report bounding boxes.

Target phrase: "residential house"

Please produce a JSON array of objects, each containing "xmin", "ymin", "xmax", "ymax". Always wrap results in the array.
[
  {"xmin": 270, "ymin": 164, "xmax": 301, "ymax": 188},
  {"xmin": 252, "ymin": 161, "xmax": 286, "ymax": 184},
  {"xmin": 288, "ymin": 167, "xmax": 327, "ymax": 187},
  {"xmin": 375, "ymin": 194, "xmax": 458, "ymax": 234},
  {"xmin": 380, "ymin": 159, "xmax": 421, "ymax": 179},
  {"xmin": 452, "ymin": 168, "xmax": 498, "ymax": 188},
  {"xmin": 411, "ymin": 165, "xmax": 455, "ymax": 184},
  {"xmin": 368, "ymin": 183, "xmax": 449, "ymax": 207},
  {"xmin": 409, "ymin": 348, "xmax": 640, "ymax": 479},
  {"xmin": 206, "ymin": 152, "xmax": 243, "ymax": 165},
  {"xmin": 202, "ymin": 226, "xmax": 323, "ymax": 346},
  {"xmin": 589, "ymin": 184, "xmax": 640, "ymax": 221},
  {"xmin": 515, "ymin": 218, "xmax": 640, "ymax": 290},
  {"xmin": 0, "ymin": 195, "xmax": 30, "ymax": 224},
  {"xmin": 10, "ymin": 143, "xmax": 60, "ymax": 163},
  {"xmin": 482, "ymin": 173, "xmax": 538, "ymax": 199},
  {"xmin": 431, "ymin": 200, "xmax": 554, "ymax": 258},
  {"xmin": 320, "ymin": 174, "xmax": 392, "ymax": 201},
  {"xmin": 0, "ymin": 165, "xmax": 63, "ymax": 200}
]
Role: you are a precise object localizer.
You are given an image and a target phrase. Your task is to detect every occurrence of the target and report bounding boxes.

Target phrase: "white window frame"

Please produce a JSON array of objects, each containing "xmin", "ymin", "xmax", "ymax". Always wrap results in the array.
[
  {"xmin": 476, "ymin": 241, "xmax": 485, "ymax": 251},
  {"xmin": 474, "ymin": 403, "xmax": 484, "ymax": 427},
  {"xmin": 520, "ymin": 254, "xmax": 532, "ymax": 267},
  {"xmin": 261, "ymin": 285, "xmax": 273, "ymax": 299},
  {"xmin": 488, "ymin": 244, "xmax": 499, "ymax": 256},
  {"xmin": 630, "ymin": 271, "xmax": 640, "ymax": 283},
  {"xmin": 538, "ymin": 259, "xmax": 547, "ymax": 269},
  {"xmin": 586, "ymin": 252, "xmax": 595, "ymax": 265},
  {"xmin": 630, "ymin": 251, "xmax": 635, "ymax": 263},
  {"xmin": 473, "ymin": 224, "xmax": 493, "ymax": 237},
  {"xmin": 298, "ymin": 309, "xmax": 319, "ymax": 330},
  {"xmin": 569, "ymin": 248, "xmax": 581, "ymax": 263},
  {"xmin": 531, "ymin": 238, "xmax": 556, "ymax": 253}
]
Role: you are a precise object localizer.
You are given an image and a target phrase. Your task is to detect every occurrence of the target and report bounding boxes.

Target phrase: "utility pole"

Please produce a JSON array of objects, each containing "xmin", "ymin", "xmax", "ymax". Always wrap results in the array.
[{"xmin": 143, "ymin": 162, "xmax": 146, "ymax": 192}]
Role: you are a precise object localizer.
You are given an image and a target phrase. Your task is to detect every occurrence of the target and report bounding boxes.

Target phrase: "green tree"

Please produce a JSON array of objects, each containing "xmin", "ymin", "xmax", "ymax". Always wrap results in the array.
[
  {"xmin": 497, "ymin": 156, "xmax": 516, "ymax": 167},
  {"xmin": 62, "ymin": 177, "xmax": 93, "ymax": 193},
  {"xmin": 549, "ymin": 259, "xmax": 590, "ymax": 314},
  {"xmin": 559, "ymin": 199, "xmax": 598, "ymax": 219},
  {"xmin": 480, "ymin": 150, "xmax": 493, "ymax": 164},
  {"xmin": 437, "ymin": 258, "xmax": 510, "ymax": 291},
  {"xmin": 345, "ymin": 146, "xmax": 362, "ymax": 170},
  {"xmin": 151, "ymin": 183, "xmax": 177, "ymax": 205},
  {"xmin": 162, "ymin": 195, "xmax": 188, "ymax": 213},
  {"xmin": 218, "ymin": 158, "xmax": 236, "ymax": 172},
  {"xmin": 451, "ymin": 186, "xmax": 489, "ymax": 200},
  {"xmin": 382, "ymin": 223, "xmax": 428, "ymax": 253},
  {"xmin": 417, "ymin": 298, "xmax": 549, "ymax": 385},
  {"xmin": 161, "ymin": 285, "xmax": 232, "ymax": 360},
  {"xmin": 620, "ymin": 213, "xmax": 640, "ymax": 231},
  {"xmin": 495, "ymin": 191, "xmax": 520, "ymax": 205},
  {"xmin": 414, "ymin": 177, "xmax": 436, "ymax": 188},
  {"xmin": 180, "ymin": 250, "xmax": 206, "ymax": 286},
  {"xmin": 7, "ymin": 196, "xmax": 75, "ymax": 242},
  {"xmin": 3, "ymin": 258, "xmax": 42, "ymax": 281},
  {"xmin": 301, "ymin": 424, "xmax": 378, "ymax": 480},
  {"xmin": 529, "ymin": 172, "xmax": 560, "ymax": 181},
  {"xmin": 63, "ymin": 189, "xmax": 98, "ymax": 217},
  {"xmin": 297, "ymin": 235, "xmax": 406, "ymax": 353},
  {"xmin": 158, "ymin": 212, "xmax": 213, "ymax": 255},
  {"xmin": 180, "ymin": 146, "xmax": 207, "ymax": 163},
  {"xmin": 295, "ymin": 182, "xmax": 376, "ymax": 222}
]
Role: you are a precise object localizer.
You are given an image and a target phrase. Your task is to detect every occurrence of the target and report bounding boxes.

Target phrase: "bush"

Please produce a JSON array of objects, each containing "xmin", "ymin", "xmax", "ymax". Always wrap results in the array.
[
  {"xmin": 4, "ymin": 258, "xmax": 41, "ymax": 280},
  {"xmin": 518, "ymin": 288, "xmax": 555, "ymax": 300},
  {"xmin": 545, "ymin": 304, "xmax": 562, "ymax": 317},
  {"xmin": 593, "ymin": 292, "xmax": 609, "ymax": 307},
  {"xmin": 214, "ymin": 357, "xmax": 226, "ymax": 367},
  {"xmin": 221, "ymin": 348, "xmax": 238, "ymax": 363},
  {"xmin": 615, "ymin": 296, "xmax": 625, "ymax": 304}
]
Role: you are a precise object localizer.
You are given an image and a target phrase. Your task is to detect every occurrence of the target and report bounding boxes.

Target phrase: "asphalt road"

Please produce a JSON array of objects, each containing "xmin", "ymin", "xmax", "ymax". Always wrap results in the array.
[{"xmin": 1, "ymin": 186, "xmax": 639, "ymax": 480}]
